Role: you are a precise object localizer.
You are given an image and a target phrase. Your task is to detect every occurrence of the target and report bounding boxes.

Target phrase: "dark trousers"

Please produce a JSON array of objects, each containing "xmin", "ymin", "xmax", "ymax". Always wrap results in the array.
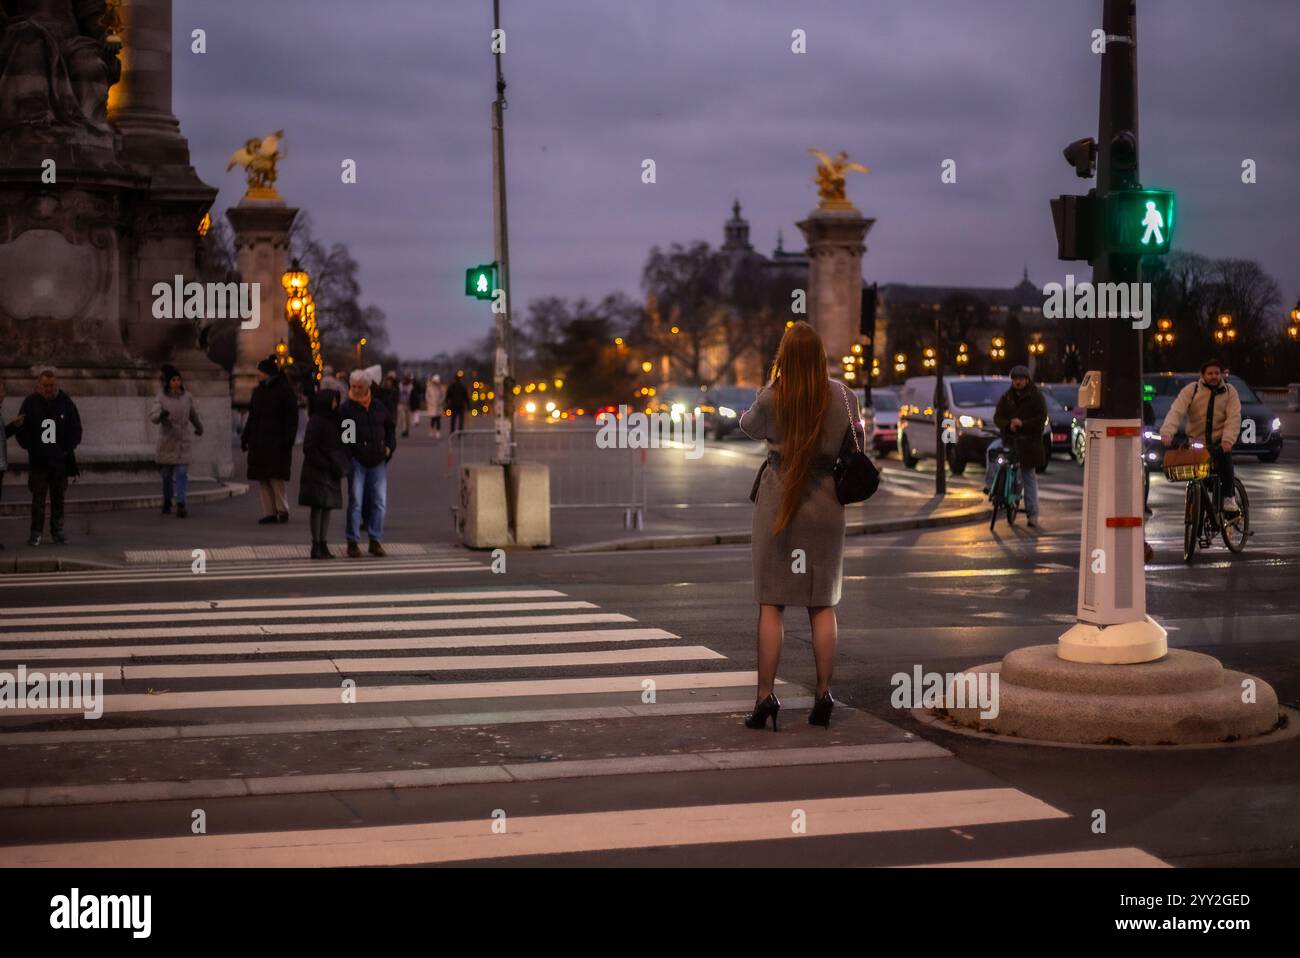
[
  {"xmin": 28, "ymin": 461, "xmax": 69, "ymax": 534},
  {"xmin": 1211, "ymin": 447, "xmax": 1236, "ymax": 496},
  {"xmin": 309, "ymin": 506, "xmax": 333, "ymax": 542},
  {"xmin": 450, "ymin": 410, "xmax": 465, "ymax": 433}
]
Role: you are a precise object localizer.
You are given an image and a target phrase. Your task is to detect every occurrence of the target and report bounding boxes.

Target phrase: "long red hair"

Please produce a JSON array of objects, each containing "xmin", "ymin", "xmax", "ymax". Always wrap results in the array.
[{"xmin": 769, "ymin": 322, "xmax": 829, "ymax": 534}]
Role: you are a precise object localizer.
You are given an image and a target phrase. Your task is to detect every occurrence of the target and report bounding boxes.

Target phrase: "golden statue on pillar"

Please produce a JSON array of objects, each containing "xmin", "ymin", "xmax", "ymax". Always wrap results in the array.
[
  {"xmin": 227, "ymin": 130, "xmax": 284, "ymax": 200},
  {"xmin": 809, "ymin": 148, "xmax": 870, "ymax": 210}
]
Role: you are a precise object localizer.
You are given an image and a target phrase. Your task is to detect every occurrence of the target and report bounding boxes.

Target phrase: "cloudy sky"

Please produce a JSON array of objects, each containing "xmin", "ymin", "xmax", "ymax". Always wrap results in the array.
[{"xmin": 174, "ymin": 0, "xmax": 1300, "ymax": 358}]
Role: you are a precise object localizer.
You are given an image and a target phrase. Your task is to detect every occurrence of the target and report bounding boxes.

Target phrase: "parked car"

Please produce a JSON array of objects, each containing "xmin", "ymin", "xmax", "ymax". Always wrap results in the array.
[
  {"xmin": 897, "ymin": 376, "xmax": 1007, "ymax": 476},
  {"xmin": 865, "ymin": 388, "xmax": 900, "ymax": 453},
  {"xmin": 699, "ymin": 386, "xmax": 758, "ymax": 440},
  {"xmin": 1043, "ymin": 383, "xmax": 1087, "ymax": 464},
  {"xmin": 1144, "ymin": 372, "xmax": 1282, "ymax": 463}
]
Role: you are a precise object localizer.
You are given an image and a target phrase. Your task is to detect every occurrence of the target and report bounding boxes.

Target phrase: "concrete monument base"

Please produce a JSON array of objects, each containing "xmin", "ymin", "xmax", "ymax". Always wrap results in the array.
[{"xmin": 937, "ymin": 644, "xmax": 1281, "ymax": 746}]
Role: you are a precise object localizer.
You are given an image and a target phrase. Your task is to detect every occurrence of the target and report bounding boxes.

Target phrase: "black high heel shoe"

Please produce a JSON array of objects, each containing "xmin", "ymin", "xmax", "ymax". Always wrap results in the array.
[
  {"xmin": 744, "ymin": 693, "xmax": 781, "ymax": 731},
  {"xmin": 809, "ymin": 691, "xmax": 835, "ymax": 727}
]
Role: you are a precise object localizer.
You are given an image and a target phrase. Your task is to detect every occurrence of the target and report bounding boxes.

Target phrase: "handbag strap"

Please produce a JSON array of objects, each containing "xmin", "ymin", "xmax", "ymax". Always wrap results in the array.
[{"xmin": 836, "ymin": 381, "xmax": 862, "ymax": 454}]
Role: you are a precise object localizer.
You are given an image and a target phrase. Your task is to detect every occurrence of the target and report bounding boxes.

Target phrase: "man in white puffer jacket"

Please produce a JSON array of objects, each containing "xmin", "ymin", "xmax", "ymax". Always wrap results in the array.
[{"xmin": 1160, "ymin": 358, "xmax": 1243, "ymax": 514}]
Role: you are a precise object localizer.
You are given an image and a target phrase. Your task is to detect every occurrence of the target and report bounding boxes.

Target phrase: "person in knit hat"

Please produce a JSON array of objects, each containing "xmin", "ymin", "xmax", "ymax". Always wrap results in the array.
[{"xmin": 150, "ymin": 365, "xmax": 204, "ymax": 517}]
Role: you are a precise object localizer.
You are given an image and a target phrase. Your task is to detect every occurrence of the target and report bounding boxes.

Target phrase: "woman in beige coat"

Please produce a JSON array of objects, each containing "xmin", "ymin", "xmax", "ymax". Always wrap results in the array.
[
  {"xmin": 738, "ymin": 322, "xmax": 862, "ymax": 731},
  {"xmin": 150, "ymin": 365, "xmax": 204, "ymax": 517}
]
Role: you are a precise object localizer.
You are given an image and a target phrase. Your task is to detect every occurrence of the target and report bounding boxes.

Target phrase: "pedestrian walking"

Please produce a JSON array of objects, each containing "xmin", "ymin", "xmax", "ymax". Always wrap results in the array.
[
  {"xmin": 150, "ymin": 364, "xmax": 204, "ymax": 518},
  {"xmin": 397, "ymin": 373, "xmax": 414, "ymax": 437},
  {"xmin": 738, "ymin": 322, "xmax": 863, "ymax": 731},
  {"xmin": 340, "ymin": 369, "xmax": 396, "ymax": 558},
  {"xmin": 425, "ymin": 374, "xmax": 446, "ymax": 437},
  {"xmin": 0, "ymin": 381, "xmax": 26, "ymax": 550},
  {"xmin": 446, "ymin": 373, "xmax": 469, "ymax": 434},
  {"xmin": 241, "ymin": 356, "xmax": 299, "ymax": 525},
  {"xmin": 299, "ymin": 389, "xmax": 350, "ymax": 560},
  {"xmin": 15, "ymin": 369, "xmax": 83, "ymax": 546}
]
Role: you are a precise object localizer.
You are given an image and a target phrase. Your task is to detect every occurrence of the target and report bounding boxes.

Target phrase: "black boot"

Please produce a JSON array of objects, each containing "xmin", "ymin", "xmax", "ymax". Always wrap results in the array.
[
  {"xmin": 310, "ymin": 541, "xmax": 322, "ymax": 560},
  {"xmin": 319, "ymin": 540, "xmax": 336, "ymax": 559}
]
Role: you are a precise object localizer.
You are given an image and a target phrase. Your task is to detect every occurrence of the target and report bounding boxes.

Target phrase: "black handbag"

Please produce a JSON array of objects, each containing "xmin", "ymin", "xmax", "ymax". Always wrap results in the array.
[{"xmin": 832, "ymin": 383, "xmax": 879, "ymax": 504}]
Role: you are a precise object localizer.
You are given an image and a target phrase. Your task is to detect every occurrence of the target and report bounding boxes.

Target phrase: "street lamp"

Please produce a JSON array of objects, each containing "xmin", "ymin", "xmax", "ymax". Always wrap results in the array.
[
  {"xmin": 356, "ymin": 337, "xmax": 367, "ymax": 363},
  {"xmin": 1214, "ymin": 312, "xmax": 1236, "ymax": 345},
  {"xmin": 989, "ymin": 336, "xmax": 1006, "ymax": 362},
  {"xmin": 922, "ymin": 346, "xmax": 937, "ymax": 370},
  {"xmin": 956, "ymin": 343, "xmax": 970, "ymax": 365},
  {"xmin": 1154, "ymin": 317, "xmax": 1174, "ymax": 348},
  {"xmin": 1288, "ymin": 302, "xmax": 1299, "ymax": 342},
  {"xmin": 893, "ymin": 352, "xmax": 907, "ymax": 376}
]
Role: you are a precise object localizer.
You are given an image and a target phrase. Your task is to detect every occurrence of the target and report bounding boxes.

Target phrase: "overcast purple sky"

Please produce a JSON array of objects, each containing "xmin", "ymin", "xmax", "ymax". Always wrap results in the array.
[{"xmin": 174, "ymin": 0, "xmax": 1300, "ymax": 358}]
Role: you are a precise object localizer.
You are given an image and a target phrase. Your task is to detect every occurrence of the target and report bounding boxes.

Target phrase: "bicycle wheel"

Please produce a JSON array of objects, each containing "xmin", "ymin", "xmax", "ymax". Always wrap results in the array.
[
  {"xmin": 1221, "ymin": 478, "xmax": 1250, "ymax": 553},
  {"xmin": 1005, "ymin": 467, "xmax": 1020, "ymax": 526},
  {"xmin": 1182, "ymin": 481, "xmax": 1200, "ymax": 563}
]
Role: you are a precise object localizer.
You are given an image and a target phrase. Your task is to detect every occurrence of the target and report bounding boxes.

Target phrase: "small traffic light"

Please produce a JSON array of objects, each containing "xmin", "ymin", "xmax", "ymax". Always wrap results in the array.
[
  {"xmin": 1050, "ymin": 193, "xmax": 1097, "ymax": 261},
  {"xmin": 1106, "ymin": 189, "xmax": 1174, "ymax": 255},
  {"xmin": 860, "ymin": 282, "xmax": 878, "ymax": 336},
  {"xmin": 465, "ymin": 263, "xmax": 496, "ymax": 300}
]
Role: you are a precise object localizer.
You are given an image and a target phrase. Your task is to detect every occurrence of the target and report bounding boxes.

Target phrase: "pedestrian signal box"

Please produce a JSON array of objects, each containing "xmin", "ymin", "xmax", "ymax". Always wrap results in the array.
[
  {"xmin": 1107, "ymin": 189, "xmax": 1174, "ymax": 256},
  {"xmin": 465, "ymin": 263, "xmax": 496, "ymax": 300}
]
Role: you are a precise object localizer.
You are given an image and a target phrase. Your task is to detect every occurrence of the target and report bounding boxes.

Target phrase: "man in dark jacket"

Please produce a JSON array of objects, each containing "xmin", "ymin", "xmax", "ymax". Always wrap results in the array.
[
  {"xmin": 984, "ymin": 365, "xmax": 1048, "ymax": 527},
  {"xmin": 445, "ymin": 373, "xmax": 470, "ymax": 434},
  {"xmin": 241, "ymin": 356, "xmax": 299, "ymax": 524},
  {"xmin": 339, "ymin": 369, "xmax": 396, "ymax": 558},
  {"xmin": 16, "ymin": 370, "xmax": 83, "ymax": 545}
]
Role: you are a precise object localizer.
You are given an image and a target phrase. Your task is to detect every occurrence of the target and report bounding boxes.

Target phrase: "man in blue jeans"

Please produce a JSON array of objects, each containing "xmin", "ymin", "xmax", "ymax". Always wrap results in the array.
[
  {"xmin": 982, "ymin": 366, "xmax": 1047, "ymax": 527},
  {"xmin": 339, "ymin": 370, "xmax": 396, "ymax": 558}
]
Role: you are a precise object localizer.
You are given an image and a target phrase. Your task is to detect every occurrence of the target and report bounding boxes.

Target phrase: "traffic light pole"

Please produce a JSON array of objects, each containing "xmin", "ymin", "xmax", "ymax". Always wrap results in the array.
[
  {"xmin": 1059, "ymin": 0, "xmax": 1166, "ymax": 664},
  {"xmin": 490, "ymin": 0, "xmax": 514, "ymax": 465},
  {"xmin": 933, "ymin": 314, "xmax": 946, "ymax": 497}
]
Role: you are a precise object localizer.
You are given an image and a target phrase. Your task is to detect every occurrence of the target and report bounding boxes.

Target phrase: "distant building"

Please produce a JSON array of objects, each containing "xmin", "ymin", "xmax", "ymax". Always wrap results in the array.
[
  {"xmin": 871, "ymin": 270, "xmax": 1066, "ymax": 384},
  {"xmin": 672, "ymin": 206, "xmax": 1066, "ymax": 388}
]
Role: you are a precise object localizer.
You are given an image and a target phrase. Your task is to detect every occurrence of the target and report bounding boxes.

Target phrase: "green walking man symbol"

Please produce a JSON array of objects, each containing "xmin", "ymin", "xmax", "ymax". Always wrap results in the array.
[{"xmin": 1141, "ymin": 200, "xmax": 1165, "ymax": 246}]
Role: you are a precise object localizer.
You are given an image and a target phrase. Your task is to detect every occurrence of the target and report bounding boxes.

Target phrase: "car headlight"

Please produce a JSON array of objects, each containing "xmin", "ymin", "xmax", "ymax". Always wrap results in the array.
[
  {"xmin": 1143, "ymin": 430, "xmax": 1160, "ymax": 440},
  {"xmin": 1272, "ymin": 417, "xmax": 1282, "ymax": 433},
  {"xmin": 958, "ymin": 414, "xmax": 981, "ymax": 428},
  {"xmin": 719, "ymin": 406, "xmax": 737, "ymax": 419}
]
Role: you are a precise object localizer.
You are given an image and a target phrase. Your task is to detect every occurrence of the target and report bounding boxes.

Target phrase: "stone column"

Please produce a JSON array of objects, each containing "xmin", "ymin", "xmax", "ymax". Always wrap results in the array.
[
  {"xmin": 797, "ymin": 208, "xmax": 874, "ymax": 366},
  {"xmin": 228, "ymin": 199, "xmax": 298, "ymax": 407},
  {"xmin": 110, "ymin": 0, "xmax": 188, "ymax": 167}
]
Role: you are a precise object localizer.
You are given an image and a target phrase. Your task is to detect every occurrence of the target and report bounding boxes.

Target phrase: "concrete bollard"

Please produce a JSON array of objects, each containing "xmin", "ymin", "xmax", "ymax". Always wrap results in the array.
[
  {"xmin": 508, "ymin": 463, "xmax": 551, "ymax": 547},
  {"xmin": 457, "ymin": 464, "xmax": 509, "ymax": 548}
]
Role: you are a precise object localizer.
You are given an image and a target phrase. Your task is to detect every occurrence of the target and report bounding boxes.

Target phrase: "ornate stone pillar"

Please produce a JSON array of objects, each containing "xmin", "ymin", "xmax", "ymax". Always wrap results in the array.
[
  {"xmin": 110, "ymin": 0, "xmax": 187, "ymax": 167},
  {"xmin": 797, "ymin": 207, "xmax": 874, "ymax": 367},
  {"xmin": 228, "ymin": 199, "xmax": 298, "ymax": 407}
]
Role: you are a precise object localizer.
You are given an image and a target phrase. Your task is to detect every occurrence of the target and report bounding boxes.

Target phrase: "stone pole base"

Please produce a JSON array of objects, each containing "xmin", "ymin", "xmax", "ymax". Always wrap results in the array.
[{"xmin": 935, "ymin": 645, "xmax": 1281, "ymax": 746}]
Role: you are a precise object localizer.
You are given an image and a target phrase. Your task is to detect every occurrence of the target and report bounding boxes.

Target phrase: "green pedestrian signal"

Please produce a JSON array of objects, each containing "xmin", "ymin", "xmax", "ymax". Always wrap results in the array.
[
  {"xmin": 1107, "ymin": 189, "xmax": 1174, "ymax": 256},
  {"xmin": 465, "ymin": 263, "xmax": 496, "ymax": 300}
]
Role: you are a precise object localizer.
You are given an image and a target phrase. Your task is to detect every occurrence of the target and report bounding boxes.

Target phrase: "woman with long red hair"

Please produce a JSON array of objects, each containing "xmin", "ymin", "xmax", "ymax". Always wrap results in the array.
[{"xmin": 738, "ymin": 321, "xmax": 863, "ymax": 730}]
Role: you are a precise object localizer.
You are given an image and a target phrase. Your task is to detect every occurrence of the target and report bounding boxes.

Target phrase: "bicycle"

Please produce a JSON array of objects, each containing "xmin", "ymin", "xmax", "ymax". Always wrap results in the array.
[
  {"xmin": 1164, "ymin": 442, "xmax": 1250, "ymax": 563},
  {"xmin": 987, "ymin": 439, "xmax": 1023, "ymax": 530}
]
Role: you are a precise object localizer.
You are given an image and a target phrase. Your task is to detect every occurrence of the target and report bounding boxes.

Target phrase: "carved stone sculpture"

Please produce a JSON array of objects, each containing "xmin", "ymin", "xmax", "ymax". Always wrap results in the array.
[{"xmin": 0, "ymin": 0, "xmax": 122, "ymax": 143}]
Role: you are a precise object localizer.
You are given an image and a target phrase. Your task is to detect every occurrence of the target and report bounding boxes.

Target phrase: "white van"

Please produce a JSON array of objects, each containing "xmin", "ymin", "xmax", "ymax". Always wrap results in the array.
[{"xmin": 897, "ymin": 376, "xmax": 1007, "ymax": 476}]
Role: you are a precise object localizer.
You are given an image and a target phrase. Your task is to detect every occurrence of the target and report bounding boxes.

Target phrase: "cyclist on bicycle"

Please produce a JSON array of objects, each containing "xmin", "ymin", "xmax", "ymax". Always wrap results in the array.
[
  {"xmin": 983, "ymin": 365, "xmax": 1047, "ymax": 527},
  {"xmin": 1159, "ymin": 358, "xmax": 1242, "ymax": 515}
]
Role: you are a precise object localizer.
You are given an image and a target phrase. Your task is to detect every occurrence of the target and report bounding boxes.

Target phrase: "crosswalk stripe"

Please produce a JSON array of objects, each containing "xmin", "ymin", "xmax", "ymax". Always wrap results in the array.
[
  {"xmin": 1, "ymin": 599, "xmax": 596, "ymax": 628},
  {"xmin": 1, "ymin": 589, "xmax": 565, "ymax": 617},
  {"xmin": 98, "ymin": 646, "xmax": 726, "ymax": 681},
  {"xmin": 0, "ymin": 788, "xmax": 1066, "ymax": 867},
  {"xmin": 0, "ymin": 627, "xmax": 680, "ymax": 663},
  {"xmin": 0, "ymin": 611, "xmax": 633, "ymax": 644},
  {"xmin": 5, "ymin": 670, "xmax": 771, "ymax": 714},
  {"xmin": 903, "ymin": 848, "xmax": 1169, "ymax": 867},
  {"xmin": 0, "ymin": 561, "xmax": 486, "ymax": 587}
]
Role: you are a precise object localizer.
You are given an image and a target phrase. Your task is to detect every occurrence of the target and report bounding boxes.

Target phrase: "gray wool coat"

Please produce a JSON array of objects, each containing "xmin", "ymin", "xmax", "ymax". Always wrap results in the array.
[
  {"xmin": 740, "ymin": 378, "xmax": 863, "ymax": 608},
  {"xmin": 150, "ymin": 390, "xmax": 204, "ymax": 466}
]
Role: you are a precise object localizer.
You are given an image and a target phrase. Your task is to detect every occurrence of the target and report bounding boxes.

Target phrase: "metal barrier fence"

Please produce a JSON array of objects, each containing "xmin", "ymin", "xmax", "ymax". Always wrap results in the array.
[{"xmin": 449, "ymin": 427, "xmax": 646, "ymax": 528}]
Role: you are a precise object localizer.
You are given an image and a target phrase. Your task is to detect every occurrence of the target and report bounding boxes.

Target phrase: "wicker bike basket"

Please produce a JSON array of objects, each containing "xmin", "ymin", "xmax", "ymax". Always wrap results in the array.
[{"xmin": 1163, "ymin": 446, "xmax": 1211, "ymax": 482}]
